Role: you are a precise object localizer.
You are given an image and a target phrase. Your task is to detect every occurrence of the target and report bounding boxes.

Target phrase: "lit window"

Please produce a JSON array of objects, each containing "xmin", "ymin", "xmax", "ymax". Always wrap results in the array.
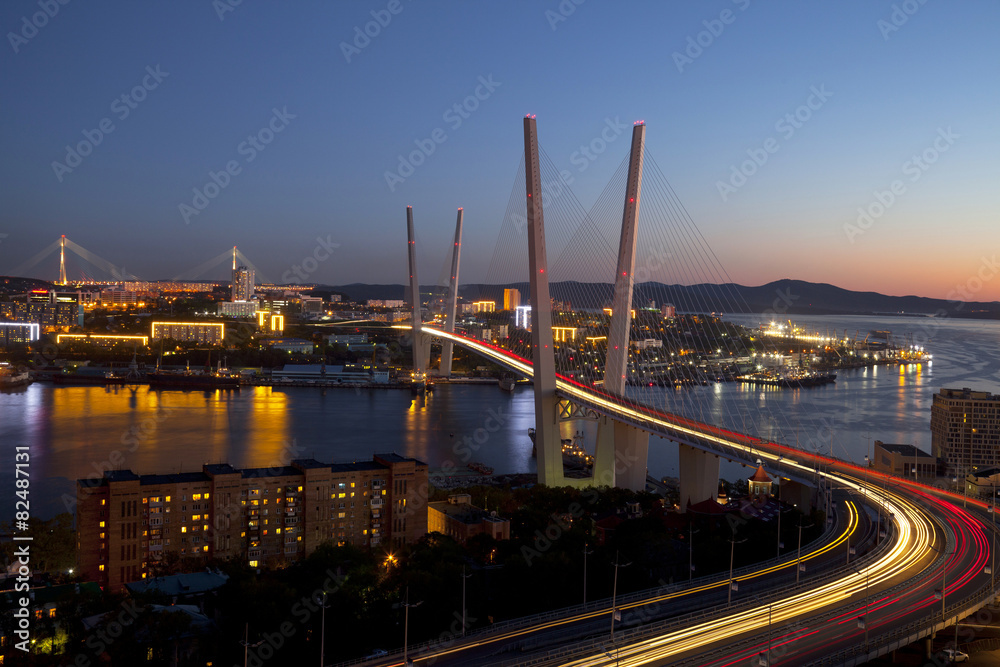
[
  {"xmin": 99, "ymin": 564, "xmax": 105, "ymax": 572},
  {"xmin": 181, "ymin": 527, "xmax": 187, "ymax": 533},
  {"xmin": 204, "ymin": 493, "xmax": 210, "ymax": 499},
  {"xmin": 99, "ymin": 521, "xmax": 105, "ymax": 528},
  {"xmin": 193, "ymin": 494, "xmax": 202, "ymax": 501},
  {"xmin": 276, "ymin": 528, "xmax": 282, "ymax": 534},
  {"xmin": 203, "ymin": 545, "xmax": 209, "ymax": 552},
  {"xmin": 249, "ymin": 560, "xmax": 258, "ymax": 567},
  {"xmin": 165, "ymin": 496, "xmax": 171, "ymax": 502},
  {"xmin": 101, "ymin": 499, "xmax": 106, "ymax": 506}
]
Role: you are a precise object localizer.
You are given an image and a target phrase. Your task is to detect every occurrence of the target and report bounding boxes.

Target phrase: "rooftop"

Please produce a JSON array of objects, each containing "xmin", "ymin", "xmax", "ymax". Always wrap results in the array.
[{"xmin": 875, "ymin": 442, "xmax": 933, "ymax": 458}]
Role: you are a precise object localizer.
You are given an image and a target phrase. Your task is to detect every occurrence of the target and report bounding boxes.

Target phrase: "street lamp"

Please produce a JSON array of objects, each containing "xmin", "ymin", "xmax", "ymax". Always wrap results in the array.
[
  {"xmin": 402, "ymin": 587, "xmax": 423, "ymax": 667},
  {"xmin": 796, "ymin": 518, "xmax": 814, "ymax": 584},
  {"xmin": 610, "ymin": 552, "xmax": 632, "ymax": 645},
  {"xmin": 852, "ymin": 563, "xmax": 871, "ymax": 650},
  {"xmin": 752, "ymin": 595, "xmax": 773, "ymax": 667},
  {"xmin": 240, "ymin": 624, "xmax": 263, "ymax": 667},
  {"xmin": 461, "ymin": 565, "xmax": 472, "ymax": 637},
  {"xmin": 316, "ymin": 591, "xmax": 330, "ymax": 667},
  {"xmin": 688, "ymin": 523, "xmax": 699, "ymax": 581},
  {"xmin": 728, "ymin": 530, "xmax": 747, "ymax": 606}
]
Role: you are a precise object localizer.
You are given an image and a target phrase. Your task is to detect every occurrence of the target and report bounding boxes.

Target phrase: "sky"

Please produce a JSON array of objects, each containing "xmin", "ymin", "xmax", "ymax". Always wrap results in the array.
[{"xmin": 1, "ymin": 1, "xmax": 997, "ymax": 300}]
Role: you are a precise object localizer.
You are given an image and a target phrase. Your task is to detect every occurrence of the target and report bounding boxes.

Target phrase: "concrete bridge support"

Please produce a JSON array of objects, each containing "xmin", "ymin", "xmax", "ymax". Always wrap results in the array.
[
  {"xmin": 679, "ymin": 443, "xmax": 720, "ymax": 509},
  {"xmin": 524, "ymin": 116, "xmax": 562, "ymax": 487},
  {"xmin": 406, "ymin": 206, "xmax": 426, "ymax": 384},
  {"xmin": 601, "ymin": 122, "xmax": 651, "ymax": 491},
  {"xmin": 439, "ymin": 208, "xmax": 463, "ymax": 377}
]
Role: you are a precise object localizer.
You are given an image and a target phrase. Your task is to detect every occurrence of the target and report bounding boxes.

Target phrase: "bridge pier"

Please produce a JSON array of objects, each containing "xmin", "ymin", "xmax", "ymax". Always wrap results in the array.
[
  {"xmin": 406, "ymin": 206, "xmax": 426, "ymax": 385},
  {"xmin": 523, "ymin": 116, "xmax": 563, "ymax": 488},
  {"xmin": 679, "ymin": 443, "xmax": 720, "ymax": 509},
  {"xmin": 439, "ymin": 208, "xmax": 463, "ymax": 378}
]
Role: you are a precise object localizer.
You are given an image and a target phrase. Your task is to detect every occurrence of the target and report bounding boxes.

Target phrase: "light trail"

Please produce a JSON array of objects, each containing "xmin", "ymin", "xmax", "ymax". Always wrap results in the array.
[{"xmin": 390, "ymin": 326, "xmax": 970, "ymax": 666}]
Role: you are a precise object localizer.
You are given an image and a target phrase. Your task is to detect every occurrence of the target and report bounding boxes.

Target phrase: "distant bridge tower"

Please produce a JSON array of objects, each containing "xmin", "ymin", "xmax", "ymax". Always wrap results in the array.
[
  {"xmin": 439, "ymin": 208, "xmax": 464, "ymax": 377},
  {"xmin": 406, "ymin": 206, "xmax": 427, "ymax": 386},
  {"xmin": 59, "ymin": 235, "xmax": 67, "ymax": 285},
  {"xmin": 523, "ymin": 116, "xmax": 563, "ymax": 487}
]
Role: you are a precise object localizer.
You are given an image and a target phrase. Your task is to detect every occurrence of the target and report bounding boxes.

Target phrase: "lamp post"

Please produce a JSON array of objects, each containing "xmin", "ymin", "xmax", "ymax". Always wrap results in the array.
[
  {"xmin": 610, "ymin": 552, "xmax": 631, "ymax": 645},
  {"xmin": 851, "ymin": 563, "xmax": 871, "ymax": 651},
  {"xmin": 583, "ymin": 543, "xmax": 594, "ymax": 604},
  {"xmin": 240, "ymin": 624, "xmax": 263, "ymax": 667},
  {"xmin": 728, "ymin": 531, "xmax": 747, "ymax": 606},
  {"xmin": 461, "ymin": 565, "xmax": 472, "ymax": 637},
  {"xmin": 317, "ymin": 592, "xmax": 331, "ymax": 667},
  {"xmin": 796, "ymin": 519, "xmax": 814, "ymax": 585},
  {"xmin": 402, "ymin": 587, "xmax": 423, "ymax": 667},
  {"xmin": 688, "ymin": 524, "xmax": 699, "ymax": 581}
]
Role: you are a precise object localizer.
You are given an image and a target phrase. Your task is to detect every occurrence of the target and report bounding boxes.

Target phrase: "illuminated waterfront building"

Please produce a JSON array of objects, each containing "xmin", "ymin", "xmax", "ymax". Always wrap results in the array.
[
  {"xmin": 77, "ymin": 454, "xmax": 428, "ymax": 593},
  {"xmin": 56, "ymin": 333, "xmax": 149, "ymax": 348}
]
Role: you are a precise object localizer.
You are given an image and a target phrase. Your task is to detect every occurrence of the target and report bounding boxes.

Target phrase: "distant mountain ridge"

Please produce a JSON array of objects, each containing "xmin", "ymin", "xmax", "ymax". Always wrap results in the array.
[{"xmin": 327, "ymin": 279, "xmax": 1000, "ymax": 319}]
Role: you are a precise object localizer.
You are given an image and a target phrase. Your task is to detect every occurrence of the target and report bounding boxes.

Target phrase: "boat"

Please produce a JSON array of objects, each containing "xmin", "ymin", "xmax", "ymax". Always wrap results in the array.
[
  {"xmin": 467, "ymin": 461, "xmax": 494, "ymax": 475},
  {"xmin": 0, "ymin": 366, "xmax": 31, "ymax": 389},
  {"xmin": 499, "ymin": 373, "xmax": 516, "ymax": 392},
  {"xmin": 737, "ymin": 369, "xmax": 837, "ymax": 388},
  {"xmin": 147, "ymin": 370, "xmax": 240, "ymax": 390}
]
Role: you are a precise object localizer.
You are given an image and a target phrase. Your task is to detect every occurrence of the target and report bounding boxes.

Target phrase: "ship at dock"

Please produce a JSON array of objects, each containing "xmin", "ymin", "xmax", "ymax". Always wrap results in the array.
[
  {"xmin": 0, "ymin": 365, "xmax": 31, "ymax": 389},
  {"xmin": 737, "ymin": 368, "xmax": 837, "ymax": 388},
  {"xmin": 147, "ymin": 357, "xmax": 240, "ymax": 390}
]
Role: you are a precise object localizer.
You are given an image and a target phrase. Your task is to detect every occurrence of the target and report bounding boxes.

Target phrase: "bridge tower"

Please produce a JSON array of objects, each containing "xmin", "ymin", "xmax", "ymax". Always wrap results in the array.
[
  {"xmin": 59, "ymin": 235, "xmax": 67, "ymax": 286},
  {"xmin": 439, "ymin": 208, "xmax": 463, "ymax": 377},
  {"xmin": 523, "ymin": 116, "xmax": 563, "ymax": 487},
  {"xmin": 406, "ymin": 206, "xmax": 427, "ymax": 387},
  {"xmin": 592, "ymin": 122, "xmax": 653, "ymax": 492}
]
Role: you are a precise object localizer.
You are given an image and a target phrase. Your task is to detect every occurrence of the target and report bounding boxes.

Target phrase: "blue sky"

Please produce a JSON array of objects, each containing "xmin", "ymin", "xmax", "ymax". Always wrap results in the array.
[{"xmin": 1, "ymin": 1, "xmax": 997, "ymax": 298}]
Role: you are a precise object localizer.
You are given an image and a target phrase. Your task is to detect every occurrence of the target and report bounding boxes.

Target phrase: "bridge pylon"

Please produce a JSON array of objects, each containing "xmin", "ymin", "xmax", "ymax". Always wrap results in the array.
[
  {"xmin": 523, "ymin": 116, "xmax": 565, "ymax": 487},
  {"xmin": 406, "ymin": 206, "xmax": 428, "ymax": 388},
  {"xmin": 593, "ymin": 121, "xmax": 652, "ymax": 492},
  {"xmin": 439, "ymin": 208, "xmax": 463, "ymax": 377}
]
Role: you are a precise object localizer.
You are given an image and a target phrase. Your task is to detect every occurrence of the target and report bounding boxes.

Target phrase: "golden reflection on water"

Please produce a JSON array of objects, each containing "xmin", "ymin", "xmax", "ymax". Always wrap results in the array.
[{"xmin": 46, "ymin": 386, "xmax": 291, "ymax": 474}]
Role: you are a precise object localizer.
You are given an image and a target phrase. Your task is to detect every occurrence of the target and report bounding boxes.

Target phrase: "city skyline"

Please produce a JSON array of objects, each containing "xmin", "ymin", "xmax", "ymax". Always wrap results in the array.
[{"xmin": 2, "ymin": 2, "xmax": 998, "ymax": 299}]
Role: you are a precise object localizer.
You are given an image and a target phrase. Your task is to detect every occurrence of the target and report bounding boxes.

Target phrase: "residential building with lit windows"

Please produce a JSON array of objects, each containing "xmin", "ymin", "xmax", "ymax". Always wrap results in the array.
[
  {"xmin": 931, "ymin": 387, "xmax": 1000, "ymax": 474},
  {"xmin": 76, "ymin": 454, "xmax": 428, "ymax": 592},
  {"xmin": 151, "ymin": 322, "xmax": 225, "ymax": 345}
]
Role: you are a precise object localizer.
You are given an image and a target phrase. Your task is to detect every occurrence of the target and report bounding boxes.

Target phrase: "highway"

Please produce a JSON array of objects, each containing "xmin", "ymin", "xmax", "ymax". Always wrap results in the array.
[{"xmin": 378, "ymin": 326, "xmax": 998, "ymax": 665}]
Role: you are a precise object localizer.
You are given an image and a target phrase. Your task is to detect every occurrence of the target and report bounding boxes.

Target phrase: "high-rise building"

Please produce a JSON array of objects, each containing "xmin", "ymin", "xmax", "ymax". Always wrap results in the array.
[
  {"xmin": 77, "ymin": 454, "xmax": 428, "ymax": 593},
  {"xmin": 232, "ymin": 266, "xmax": 255, "ymax": 302},
  {"xmin": 931, "ymin": 387, "xmax": 1000, "ymax": 473},
  {"xmin": 503, "ymin": 288, "xmax": 521, "ymax": 311}
]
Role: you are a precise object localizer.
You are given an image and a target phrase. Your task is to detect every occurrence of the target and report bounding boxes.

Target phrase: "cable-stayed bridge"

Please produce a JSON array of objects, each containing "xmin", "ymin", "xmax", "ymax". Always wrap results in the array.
[{"xmin": 387, "ymin": 117, "xmax": 1000, "ymax": 666}]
